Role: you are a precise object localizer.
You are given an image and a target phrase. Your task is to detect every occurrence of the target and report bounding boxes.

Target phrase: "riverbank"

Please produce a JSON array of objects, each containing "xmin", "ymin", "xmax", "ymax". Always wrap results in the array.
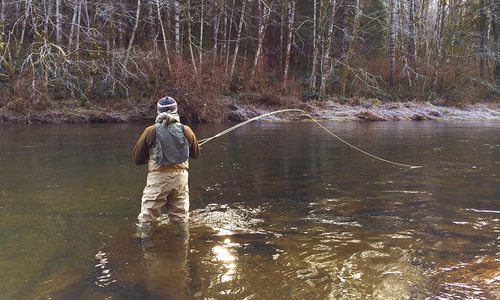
[
  {"xmin": 1, "ymin": 97, "xmax": 499, "ymax": 124},
  {"xmin": 228, "ymin": 100, "xmax": 500, "ymax": 122}
]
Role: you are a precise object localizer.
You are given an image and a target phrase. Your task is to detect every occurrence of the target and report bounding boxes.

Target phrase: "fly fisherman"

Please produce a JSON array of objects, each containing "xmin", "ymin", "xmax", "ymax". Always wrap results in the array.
[{"xmin": 132, "ymin": 96, "xmax": 201, "ymax": 238}]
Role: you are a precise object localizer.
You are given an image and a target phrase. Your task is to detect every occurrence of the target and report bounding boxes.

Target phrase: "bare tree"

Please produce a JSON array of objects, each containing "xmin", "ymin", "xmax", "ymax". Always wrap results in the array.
[
  {"xmin": 479, "ymin": 0, "xmax": 487, "ymax": 77},
  {"xmin": 320, "ymin": 0, "xmax": 338, "ymax": 97},
  {"xmin": 213, "ymin": 0, "xmax": 222, "ymax": 60},
  {"xmin": 283, "ymin": 0, "xmax": 295, "ymax": 84},
  {"xmin": 341, "ymin": 0, "xmax": 361, "ymax": 94},
  {"xmin": 433, "ymin": 0, "xmax": 446, "ymax": 88},
  {"xmin": 388, "ymin": 0, "xmax": 397, "ymax": 86},
  {"xmin": 406, "ymin": 0, "xmax": 417, "ymax": 85},
  {"xmin": 0, "ymin": 0, "xmax": 6, "ymax": 38},
  {"xmin": 55, "ymin": 0, "xmax": 62, "ymax": 43},
  {"xmin": 174, "ymin": 0, "xmax": 181, "ymax": 54},
  {"xmin": 156, "ymin": 0, "xmax": 172, "ymax": 71},
  {"xmin": 2, "ymin": 0, "xmax": 498, "ymax": 112},
  {"xmin": 199, "ymin": 0, "xmax": 205, "ymax": 68},
  {"xmin": 68, "ymin": 0, "xmax": 83, "ymax": 53},
  {"xmin": 229, "ymin": 0, "xmax": 248, "ymax": 78},
  {"xmin": 124, "ymin": 0, "xmax": 142, "ymax": 69},
  {"xmin": 309, "ymin": 0, "xmax": 319, "ymax": 91},
  {"xmin": 224, "ymin": 0, "xmax": 236, "ymax": 72},
  {"xmin": 19, "ymin": 0, "xmax": 32, "ymax": 52},
  {"xmin": 251, "ymin": 0, "xmax": 273, "ymax": 80},
  {"xmin": 186, "ymin": 0, "xmax": 198, "ymax": 72},
  {"xmin": 494, "ymin": 0, "xmax": 499, "ymax": 84}
]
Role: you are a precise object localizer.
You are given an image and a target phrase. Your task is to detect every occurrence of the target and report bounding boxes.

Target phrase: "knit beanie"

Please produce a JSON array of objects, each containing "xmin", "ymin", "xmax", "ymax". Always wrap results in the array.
[{"xmin": 157, "ymin": 96, "xmax": 178, "ymax": 114}]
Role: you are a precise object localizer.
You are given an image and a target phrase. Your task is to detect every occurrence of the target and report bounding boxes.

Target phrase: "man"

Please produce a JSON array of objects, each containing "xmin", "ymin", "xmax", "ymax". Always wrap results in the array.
[{"xmin": 132, "ymin": 96, "xmax": 201, "ymax": 237}]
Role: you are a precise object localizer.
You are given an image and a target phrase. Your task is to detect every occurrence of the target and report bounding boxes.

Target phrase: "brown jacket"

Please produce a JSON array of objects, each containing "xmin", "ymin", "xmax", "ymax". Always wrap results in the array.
[{"xmin": 133, "ymin": 124, "xmax": 200, "ymax": 172}]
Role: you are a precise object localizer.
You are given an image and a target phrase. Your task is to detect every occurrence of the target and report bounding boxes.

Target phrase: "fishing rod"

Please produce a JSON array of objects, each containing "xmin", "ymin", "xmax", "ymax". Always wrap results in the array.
[{"xmin": 198, "ymin": 109, "xmax": 422, "ymax": 169}]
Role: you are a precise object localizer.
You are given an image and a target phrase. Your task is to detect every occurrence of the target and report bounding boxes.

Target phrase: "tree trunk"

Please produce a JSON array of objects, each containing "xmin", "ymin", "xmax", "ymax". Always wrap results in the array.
[
  {"xmin": 279, "ymin": 3, "xmax": 285, "ymax": 74},
  {"xmin": 118, "ymin": 3, "xmax": 126, "ymax": 48},
  {"xmin": 434, "ymin": 0, "xmax": 446, "ymax": 88},
  {"xmin": 320, "ymin": 0, "xmax": 337, "ymax": 97},
  {"xmin": 479, "ymin": 0, "xmax": 487, "ymax": 78},
  {"xmin": 75, "ymin": 0, "xmax": 83, "ymax": 55},
  {"xmin": 174, "ymin": 0, "xmax": 181, "ymax": 55},
  {"xmin": 310, "ymin": 0, "xmax": 319, "ymax": 91},
  {"xmin": 283, "ymin": 0, "xmax": 295, "ymax": 84},
  {"xmin": 406, "ymin": 0, "xmax": 417, "ymax": 86},
  {"xmin": 68, "ymin": 0, "xmax": 82, "ymax": 52},
  {"xmin": 388, "ymin": 0, "xmax": 396, "ymax": 86},
  {"xmin": 494, "ymin": 0, "xmax": 499, "ymax": 84},
  {"xmin": 187, "ymin": 0, "xmax": 198, "ymax": 72},
  {"xmin": 0, "ymin": 0, "xmax": 6, "ymax": 37},
  {"xmin": 156, "ymin": 0, "xmax": 172, "ymax": 71},
  {"xmin": 341, "ymin": 0, "xmax": 361, "ymax": 94},
  {"xmin": 225, "ymin": 0, "xmax": 236, "ymax": 73},
  {"xmin": 147, "ymin": 0, "xmax": 157, "ymax": 52},
  {"xmin": 251, "ymin": 0, "xmax": 272, "ymax": 80},
  {"xmin": 43, "ymin": 0, "xmax": 53, "ymax": 37},
  {"xmin": 55, "ymin": 0, "xmax": 62, "ymax": 43},
  {"xmin": 199, "ymin": 0, "xmax": 204, "ymax": 68},
  {"xmin": 19, "ymin": 0, "xmax": 32, "ymax": 51},
  {"xmin": 213, "ymin": 0, "xmax": 221, "ymax": 60},
  {"xmin": 229, "ymin": 0, "xmax": 247, "ymax": 78},
  {"xmin": 124, "ymin": 0, "xmax": 141, "ymax": 69}
]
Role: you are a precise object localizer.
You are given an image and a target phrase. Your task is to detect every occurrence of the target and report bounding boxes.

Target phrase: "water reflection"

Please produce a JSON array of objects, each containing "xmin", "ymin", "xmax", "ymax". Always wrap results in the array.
[
  {"xmin": 140, "ymin": 229, "xmax": 191, "ymax": 299},
  {"xmin": 90, "ymin": 225, "xmax": 192, "ymax": 299}
]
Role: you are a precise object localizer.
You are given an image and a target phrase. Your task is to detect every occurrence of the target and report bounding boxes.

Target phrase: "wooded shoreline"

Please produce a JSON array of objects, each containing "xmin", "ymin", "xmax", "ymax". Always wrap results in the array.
[
  {"xmin": 0, "ymin": 0, "xmax": 498, "ymax": 121},
  {"xmin": 1, "ymin": 97, "xmax": 498, "ymax": 124}
]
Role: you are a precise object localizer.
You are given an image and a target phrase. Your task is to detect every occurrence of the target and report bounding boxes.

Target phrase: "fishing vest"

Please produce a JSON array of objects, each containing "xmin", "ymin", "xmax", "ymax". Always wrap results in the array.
[{"xmin": 153, "ymin": 123, "xmax": 189, "ymax": 166}]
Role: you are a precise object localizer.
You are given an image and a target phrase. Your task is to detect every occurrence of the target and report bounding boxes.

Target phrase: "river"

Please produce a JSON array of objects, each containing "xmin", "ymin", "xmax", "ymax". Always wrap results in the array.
[{"xmin": 0, "ymin": 121, "xmax": 498, "ymax": 299}]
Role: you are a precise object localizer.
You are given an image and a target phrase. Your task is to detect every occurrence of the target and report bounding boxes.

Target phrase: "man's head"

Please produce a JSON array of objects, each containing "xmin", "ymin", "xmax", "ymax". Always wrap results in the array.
[{"xmin": 157, "ymin": 96, "xmax": 178, "ymax": 114}]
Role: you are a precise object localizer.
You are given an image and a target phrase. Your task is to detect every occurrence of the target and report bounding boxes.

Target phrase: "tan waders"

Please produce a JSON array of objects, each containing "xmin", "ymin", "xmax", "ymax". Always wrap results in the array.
[{"xmin": 137, "ymin": 170, "xmax": 189, "ymax": 229}]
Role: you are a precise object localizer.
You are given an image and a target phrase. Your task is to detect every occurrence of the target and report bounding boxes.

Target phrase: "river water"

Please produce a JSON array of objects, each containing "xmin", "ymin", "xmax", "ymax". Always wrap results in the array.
[{"xmin": 0, "ymin": 121, "xmax": 498, "ymax": 299}]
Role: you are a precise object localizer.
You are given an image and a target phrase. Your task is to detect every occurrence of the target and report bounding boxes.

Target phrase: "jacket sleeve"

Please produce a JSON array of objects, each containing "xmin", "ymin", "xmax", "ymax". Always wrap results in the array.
[
  {"xmin": 183, "ymin": 125, "xmax": 201, "ymax": 159},
  {"xmin": 132, "ymin": 125, "xmax": 156, "ymax": 165}
]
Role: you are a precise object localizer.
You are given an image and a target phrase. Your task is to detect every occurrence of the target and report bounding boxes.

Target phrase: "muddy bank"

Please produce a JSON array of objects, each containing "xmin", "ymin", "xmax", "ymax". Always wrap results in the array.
[
  {"xmin": 1, "ymin": 99, "xmax": 499, "ymax": 124},
  {"xmin": 0, "ymin": 106, "xmax": 153, "ymax": 124}
]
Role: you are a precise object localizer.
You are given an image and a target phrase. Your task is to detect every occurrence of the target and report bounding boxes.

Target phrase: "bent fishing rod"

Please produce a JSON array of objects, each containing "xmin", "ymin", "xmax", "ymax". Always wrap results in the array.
[{"xmin": 198, "ymin": 109, "xmax": 422, "ymax": 169}]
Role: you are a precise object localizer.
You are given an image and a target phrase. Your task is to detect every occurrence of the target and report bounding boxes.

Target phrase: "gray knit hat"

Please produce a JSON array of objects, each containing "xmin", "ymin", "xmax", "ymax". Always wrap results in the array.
[{"xmin": 157, "ymin": 96, "xmax": 178, "ymax": 114}]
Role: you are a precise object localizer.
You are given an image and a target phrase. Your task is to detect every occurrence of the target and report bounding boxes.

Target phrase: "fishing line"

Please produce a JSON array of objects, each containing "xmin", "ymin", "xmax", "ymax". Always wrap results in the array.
[{"xmin": 198, "ymin": 109, "xmax": 422, "ymax": 169}]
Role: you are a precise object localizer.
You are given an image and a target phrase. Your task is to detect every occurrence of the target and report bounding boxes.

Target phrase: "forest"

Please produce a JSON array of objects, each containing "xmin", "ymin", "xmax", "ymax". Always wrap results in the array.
[{"xmin": 0, "ymin": 0, "xmax": 498, "ymax": 121}]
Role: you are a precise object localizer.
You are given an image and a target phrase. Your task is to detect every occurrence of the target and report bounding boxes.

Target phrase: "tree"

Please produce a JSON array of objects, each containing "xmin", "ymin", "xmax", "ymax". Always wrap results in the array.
[
  {"xmin": 388, "ymin": 0, "xmax": 397, "ymax": 86},
  {"xmin": 251, "ymin": 0, "xmax": 273, "ymax": 80},
  {"xmin": 124, "ymin": 0, "xmax": 141, "ymax": 69},
  {"xmin": 494, "ymin": 0, "xmax": 499, "ymax": 84},
  {"xmin": 229, "ymin": 0, "xmax": 248, "ymax": 78},
  {"xmin": 283, "ymin": 0, "xmax": 295, "ymax": 84},
  {"xmin": 479, "ymin": 0, "xmax": 487, "ymax": 78}
]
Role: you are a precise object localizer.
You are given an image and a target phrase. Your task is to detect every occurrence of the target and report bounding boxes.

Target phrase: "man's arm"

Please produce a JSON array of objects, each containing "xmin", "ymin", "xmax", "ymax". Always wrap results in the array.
[
  {"xmin": 132, "ymin": 125, "xmax": 156, "ymax": 165},
  {"xmin": 183, "ymin": 125, "xmax": 201, "ymax": 159}
]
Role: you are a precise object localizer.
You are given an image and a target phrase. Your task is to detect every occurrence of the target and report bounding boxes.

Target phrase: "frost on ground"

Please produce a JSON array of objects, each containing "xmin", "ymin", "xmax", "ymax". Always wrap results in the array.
[{"xmin": 228, "ymin": 102, "xmax": 500, "ymax": 122}]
